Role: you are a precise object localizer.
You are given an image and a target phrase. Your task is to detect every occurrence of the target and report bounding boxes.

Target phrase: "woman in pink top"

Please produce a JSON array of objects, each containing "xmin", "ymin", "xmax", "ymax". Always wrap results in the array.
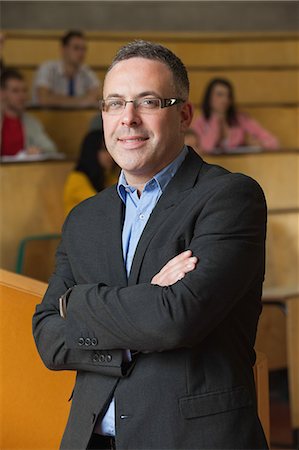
[{"xmin": 192, "ymin": 78, "xmax": 279, "ymax": 153}]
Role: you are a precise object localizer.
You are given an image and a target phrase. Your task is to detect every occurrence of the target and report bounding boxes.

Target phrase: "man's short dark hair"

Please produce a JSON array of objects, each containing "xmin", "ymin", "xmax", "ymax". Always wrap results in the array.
[
  {"xmin": 61, "ymin": 30, "xmax": 85, "ymax": 47},
  {"xmin": 0, "ymin": 69, "xmax": 24, "ymax": 89},
  {"xmin": 107, "ymin": 40, "xmax": 189, "ymax": 98}
]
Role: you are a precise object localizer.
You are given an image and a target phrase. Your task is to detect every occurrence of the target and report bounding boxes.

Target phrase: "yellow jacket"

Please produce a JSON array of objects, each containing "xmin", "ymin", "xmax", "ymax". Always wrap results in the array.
[{"xmin": 64, "ymin": 171, "xmax": 97, "ymax": 216}]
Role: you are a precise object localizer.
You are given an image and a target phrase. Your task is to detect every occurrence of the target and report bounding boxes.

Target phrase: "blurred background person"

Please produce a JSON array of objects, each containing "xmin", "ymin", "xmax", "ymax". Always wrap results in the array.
[
  {"xmin": 32, "ymin": 30, "xmax": 100, "ymax": 108},
  {"xmin": 0, "ymin": 69, "xmax": 57, "ymax": 157},
  {"xmin": 192, "ymin": 78, "xmax": 279, "ymax": 154},
  {"xmin": 64, "ymin": 129, "xmax": 118, "ymax": 215}
]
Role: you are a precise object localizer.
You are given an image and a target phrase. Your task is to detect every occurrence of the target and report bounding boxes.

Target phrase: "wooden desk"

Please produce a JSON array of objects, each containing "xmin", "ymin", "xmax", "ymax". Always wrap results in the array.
[{"xmin": 0, "ymin": 160, "xmax": 73, "ymax": 272}]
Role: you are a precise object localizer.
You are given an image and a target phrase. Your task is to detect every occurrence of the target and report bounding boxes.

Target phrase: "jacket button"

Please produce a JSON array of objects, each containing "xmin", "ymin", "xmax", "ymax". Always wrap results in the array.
[
  {"xmin": 93, "ymin": 353, "xmax": 99, "ymax": 363},
  {"xmin": 91, "ymin": 337, "xmax": 98, "ymax": 346},
  {"xmin": 99, "ymin": 354, "xmax": 105, "ymax": 362},
  {"xmin": 85, "ymin": 338, "xmax": 91, "ymax": 346},
  {"xmin": 78, "ymin": 337, "xmax": 84, "ymax": 346},
  {"xmin": 106, "ymin": 354, "xmax": 112, "ymax": 362}
]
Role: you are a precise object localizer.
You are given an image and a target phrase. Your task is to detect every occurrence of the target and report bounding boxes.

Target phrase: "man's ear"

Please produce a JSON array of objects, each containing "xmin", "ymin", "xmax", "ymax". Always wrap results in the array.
[{"xmin": 180, "ymin": 101, "xmax": 194, "ymax": 132}]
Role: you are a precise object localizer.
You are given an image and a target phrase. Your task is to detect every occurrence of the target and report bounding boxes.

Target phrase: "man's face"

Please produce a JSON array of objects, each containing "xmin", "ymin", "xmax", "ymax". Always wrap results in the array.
[
  {"xmin": 1, "ymin": 78, "xmax": 28, "ymax": 114},
  {"xmin": 102, "ymin": 57, "xmax": 193, "ymax": 184},
  {"xmin": 62, "ymin": 37, "xmax": 87, "ymax": 67}
]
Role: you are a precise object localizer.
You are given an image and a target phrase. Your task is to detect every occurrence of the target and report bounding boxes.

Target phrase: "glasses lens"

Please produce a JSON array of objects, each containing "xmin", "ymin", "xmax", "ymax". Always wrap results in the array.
[
  {"xmin": 102, "ymin": 99, "xmax": 125, "ymax": 113},
  {"xmin": 138, "ymin": 98, "xmax": 161, "ymax": 111},
  {"xmin": 100, "ymin": 98, "xmax": 165, "ymax": 114}
]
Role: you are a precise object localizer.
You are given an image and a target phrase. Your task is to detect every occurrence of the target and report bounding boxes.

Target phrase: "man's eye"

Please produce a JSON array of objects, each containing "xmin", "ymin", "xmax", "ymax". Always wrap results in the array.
[
  {"xmin": 140, "ymin": 98, "xmax": 160, "ymax": 108},
  {"xmin": 107, "ymin": 100, "xmax": 124, "ymax": 109}
]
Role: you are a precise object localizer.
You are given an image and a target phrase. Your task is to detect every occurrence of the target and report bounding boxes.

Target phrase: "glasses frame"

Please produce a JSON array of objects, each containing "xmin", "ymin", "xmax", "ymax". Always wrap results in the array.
[{"xmin": 99, "ymin": 97, "xmax": 185, "ymax": 114}]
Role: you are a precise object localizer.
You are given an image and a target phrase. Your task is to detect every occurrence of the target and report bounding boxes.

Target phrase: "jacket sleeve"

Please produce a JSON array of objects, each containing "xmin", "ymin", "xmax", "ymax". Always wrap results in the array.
[
  {"xmin": 34, "ymin": 173, "xmax": 266, "ymax": 358},
  {"xmin": 32, "ymin": 217, "xmax": 133, "ymax": 377}
]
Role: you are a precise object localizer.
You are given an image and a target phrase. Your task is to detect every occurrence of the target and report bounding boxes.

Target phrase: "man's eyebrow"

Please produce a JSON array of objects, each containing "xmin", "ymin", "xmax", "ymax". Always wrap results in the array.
[
  {"xmin": 105, "ymin": 91, "xmax": 161, "ymax": 99},
  {"xmin": 105, "ymin": 93, "xmax": 122, "ymax": 99}
]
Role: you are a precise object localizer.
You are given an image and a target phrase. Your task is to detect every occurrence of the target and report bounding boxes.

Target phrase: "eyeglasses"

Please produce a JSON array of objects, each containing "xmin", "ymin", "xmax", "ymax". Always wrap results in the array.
[{"xmin": 99, "ymin": 97, "xmax": 185, "ymax": 115}]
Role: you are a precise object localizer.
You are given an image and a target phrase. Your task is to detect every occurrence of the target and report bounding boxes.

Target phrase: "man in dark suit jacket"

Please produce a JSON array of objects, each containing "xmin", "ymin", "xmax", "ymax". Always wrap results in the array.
[{"xmin": 33, "ymin": 40, "xmax": 268, "ymax": 450}]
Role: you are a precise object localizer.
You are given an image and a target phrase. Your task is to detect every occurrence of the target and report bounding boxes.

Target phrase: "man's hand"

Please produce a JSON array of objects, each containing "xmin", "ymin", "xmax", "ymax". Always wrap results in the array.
[{"xmin": 151, "ymin": 250, "xmax": 198, "ymax": 287}]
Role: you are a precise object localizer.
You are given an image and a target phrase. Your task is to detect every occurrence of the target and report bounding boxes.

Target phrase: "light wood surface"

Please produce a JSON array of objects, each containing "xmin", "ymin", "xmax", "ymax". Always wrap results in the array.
[
  {"xmin": 255, "ymin": 306, "xmax": 287, "ymax": 371},
  {"xmin": 0, "ymin": 270, "xmax": 74, "ymax": 450},
  {"xmin": 0, "ymin": 268, "xmax": 47, "ymax": 296},
  {"xmin": 29, "ymin": 109, "xmax": 99, "ymax": 157},
  {"xmin": 0, "ymin": 161, "xmax": 73, "ymax": 271},
  {"xmin": 3, "ymin": 31, "xmax": 299, "ymax": 68},
  {"xmin": 253, "ymin": 351, "xmax": 270, "ymax": 445},
  {"xmin": 265, "ymin": 213, "xmax": 299, "ymax": 289},
  {"xmin": 189, "ymin": 70, "xmax": 299, "ymax": 104},
  {"xmin": 204, "ymin": 152, "xmax": 299, "ymax": 210}
]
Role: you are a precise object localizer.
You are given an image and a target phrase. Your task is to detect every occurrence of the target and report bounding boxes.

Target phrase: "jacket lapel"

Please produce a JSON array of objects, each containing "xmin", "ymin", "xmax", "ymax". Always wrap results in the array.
[
  {"xmin": 128, "ymin": 149, "xmax": 204, "ymax": 285},
  {"xmin": 105, "ymin": 188, "xmax": 128, "ymax": 286}
]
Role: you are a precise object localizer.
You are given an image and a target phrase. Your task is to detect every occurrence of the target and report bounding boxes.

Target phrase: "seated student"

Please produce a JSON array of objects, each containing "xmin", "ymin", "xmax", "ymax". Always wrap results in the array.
[
  {"xmin": 192, "ymin": 77, "xmax": 279, "ymax": 153},
  {"xmin": 0, "ymin": 69, "xmax": 57, "ymax": 157},
  {"xmin": 32, "ymin": 30, "xmax": 100, "ymax": 108},
  {"xmin": 64, "ymin": 130, "xmax": 118, "ymax": 216}
]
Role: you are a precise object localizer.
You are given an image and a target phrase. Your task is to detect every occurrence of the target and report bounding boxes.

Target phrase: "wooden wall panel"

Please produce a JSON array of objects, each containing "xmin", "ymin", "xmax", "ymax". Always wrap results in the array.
[
  {"xmin": 0, "ymin": 161, "xmax": 73, "ymax": 271},
  {"xmin": 29, "ymin": 109, "xmax": 99, "ymax": 157},
  {"xmin": 265, "ymin": 213, "xmax": 299, "ymax": 289},
  {"xmin": 21, "ymin": 67, "xmax": 299, "ymax": 107},
  {"xmin": 242, "ymin": 107, "xmax": 299, "ymax": 149},
  {"xmin": 255, "ymin": 305, "xmax": 287, "ymax": 370},
  {"xmin": 204, "ymin": 153, "xmax": 299, "ymax": 210},
  {"xmin": 188, "ymin": 70, "xmax": 299, "ymax": 105},
  {"xmin": 3, "ymin": 33, "xmax": 299, "ymax": 68}
]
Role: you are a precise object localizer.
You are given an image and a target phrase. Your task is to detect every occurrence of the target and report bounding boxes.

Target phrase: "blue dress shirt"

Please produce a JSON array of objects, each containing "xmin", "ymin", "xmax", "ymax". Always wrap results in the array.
[{"xmin": 94, "ymin": 146, "xmax": 188, "ymax": 436}]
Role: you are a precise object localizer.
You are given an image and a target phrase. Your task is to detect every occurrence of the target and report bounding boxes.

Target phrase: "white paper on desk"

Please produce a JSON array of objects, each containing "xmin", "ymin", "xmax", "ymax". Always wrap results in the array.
[{"xmin": 0, "ymin": 151, "xmax": 66, "ymax": 163}]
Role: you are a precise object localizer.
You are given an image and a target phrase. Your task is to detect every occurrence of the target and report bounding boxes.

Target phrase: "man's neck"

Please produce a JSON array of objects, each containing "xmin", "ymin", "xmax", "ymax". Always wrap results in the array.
[{"xmin": 125, "ymin": 180, "xmax": 146, "ymax": 197}]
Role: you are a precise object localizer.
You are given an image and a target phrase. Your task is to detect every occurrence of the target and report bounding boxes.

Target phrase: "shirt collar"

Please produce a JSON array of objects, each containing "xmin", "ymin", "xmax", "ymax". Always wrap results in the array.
[{"xmin": 117, "ymin": 145, "xmax": 188, "ymax": 203}]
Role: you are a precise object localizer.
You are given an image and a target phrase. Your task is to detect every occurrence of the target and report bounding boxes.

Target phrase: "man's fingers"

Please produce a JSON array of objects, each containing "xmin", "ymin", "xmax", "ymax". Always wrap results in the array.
[
  {"xmin": 158, "ymin": 250, "xmax": 193, "ymax": 274},
  {"xmin": 151, "ymin": 251, "xmax": 198, "ymax": 286},
  {"xmin": 157, "ymin": 256, "xmax": 197, "ymax": 281}
]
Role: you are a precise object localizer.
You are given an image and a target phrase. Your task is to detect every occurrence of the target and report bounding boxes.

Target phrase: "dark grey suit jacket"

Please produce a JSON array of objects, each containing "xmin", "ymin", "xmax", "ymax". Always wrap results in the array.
[{"xmin": 33, "ymin": 149, "xmax": 268, "ymax": 450}]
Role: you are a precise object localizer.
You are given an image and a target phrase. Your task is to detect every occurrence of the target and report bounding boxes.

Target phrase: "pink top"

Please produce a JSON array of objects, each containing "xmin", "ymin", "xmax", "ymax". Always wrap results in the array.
[{"xmin": 192, "ymin": 112, "xmax": 279, "ymax": 153}]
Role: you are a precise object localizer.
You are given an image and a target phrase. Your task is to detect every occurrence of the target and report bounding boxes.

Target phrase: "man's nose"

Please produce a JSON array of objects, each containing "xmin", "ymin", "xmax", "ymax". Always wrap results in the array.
[{"xmin": 121, "ymin": 102, "xmax": 142, "ymax": 127}]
